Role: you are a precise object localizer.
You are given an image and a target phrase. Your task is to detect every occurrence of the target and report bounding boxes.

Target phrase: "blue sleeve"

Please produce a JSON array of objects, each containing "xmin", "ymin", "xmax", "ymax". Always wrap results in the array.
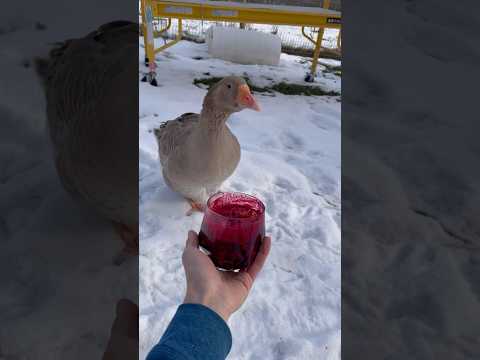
[{"xmin": 146, "ymin": 303, "xmax": 232, "ymax": 360}]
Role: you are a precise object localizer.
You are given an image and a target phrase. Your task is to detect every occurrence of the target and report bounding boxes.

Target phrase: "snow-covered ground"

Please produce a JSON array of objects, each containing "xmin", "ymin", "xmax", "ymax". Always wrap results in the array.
[
  {"xmin": 0, "ymin": 3, "xmax": 137, "ymax": 359},
  {"xmin": 139, "ymin": 39, "xmax": 341, "ymax": 359},
  {"xmin": 342, "ymin": 1, "xmax": 480, "ymax": 358}
]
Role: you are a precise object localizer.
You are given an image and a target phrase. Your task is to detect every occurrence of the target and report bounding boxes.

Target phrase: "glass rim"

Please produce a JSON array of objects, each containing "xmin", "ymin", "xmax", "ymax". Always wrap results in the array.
[{"xmin": 206, "ymin": 191, "xmax": 265, "ymax": 221}]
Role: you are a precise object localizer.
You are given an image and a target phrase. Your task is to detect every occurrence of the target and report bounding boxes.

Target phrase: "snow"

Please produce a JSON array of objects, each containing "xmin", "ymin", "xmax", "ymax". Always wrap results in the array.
[
  {"xmin": 342, "ymin": 0, "xmax": 480, "ymax": 358},
  {"xmin": 206, "ymin": 26, "xmax": 282, "ymax": 66},
  {"xmin": 139, "ymin": 39, "xmax": 341, "ymax": 359},
  {"xmin": 0, "ymin": 3, "xmax": 137, "ymax": 359}
]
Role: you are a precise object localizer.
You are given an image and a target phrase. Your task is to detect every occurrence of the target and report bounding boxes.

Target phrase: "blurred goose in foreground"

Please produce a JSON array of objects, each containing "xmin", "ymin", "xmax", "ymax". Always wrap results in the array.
[
  {"xmin": 154, "ymin": 76, "xmax": 260, "ymax": 215},
  {"xmin": 35, "ymin": 21, "xmax": 138, "ymax": 264}
]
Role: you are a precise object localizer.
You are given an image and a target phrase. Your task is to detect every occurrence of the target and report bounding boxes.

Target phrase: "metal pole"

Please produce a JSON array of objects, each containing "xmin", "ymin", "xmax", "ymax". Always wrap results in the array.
[
  {"xmin": 144, "ymin": 0, "xmax": 156, "ymax": 66},
  {"xmin": 141, "ymin": 0, "xmax": 148, "ymax": 62},
  {"xmin": 306, "ymin": 0, "xmax": 330, "ymax": 82},
  {"xmin": 309, "ymin": 28, "xmax": 324, "ymax": 80},
  {"xmin": 142, "ymin": 0, "xmax": 158, "ymax": 86},
  {"xmin": 178, "ymin": 18, "xmax": 183, "ymax": 41}
]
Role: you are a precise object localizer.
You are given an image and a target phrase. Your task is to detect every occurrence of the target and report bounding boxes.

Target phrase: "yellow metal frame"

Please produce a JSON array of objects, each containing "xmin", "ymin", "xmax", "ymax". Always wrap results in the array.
[
  {"xmin": 154, "ymin": 18, "xmax": 172, "ymax": 37},
  {"xmin": 156, "ymin": 18, "xmax": 183, "ymax": 53},
  {"xmin": 141, "ymin": 0, "xmax": 156, "ymax": 65},
  {"xmin": 141, "ymin": 0, "xmax": 341, "ymax": 83},
  {"xmin": 301, "ymin": 26, "xmax": 316, "ymax": 45},
  {"xmin": 152, "ymin": 1, "xmax": 341, "ymax": 27}
]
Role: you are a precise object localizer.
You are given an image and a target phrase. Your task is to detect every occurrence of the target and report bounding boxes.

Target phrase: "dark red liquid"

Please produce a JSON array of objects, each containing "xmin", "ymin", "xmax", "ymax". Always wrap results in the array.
[{"xmin": 198, "ymin": 192, "xmax": 265, "ymax": 271}]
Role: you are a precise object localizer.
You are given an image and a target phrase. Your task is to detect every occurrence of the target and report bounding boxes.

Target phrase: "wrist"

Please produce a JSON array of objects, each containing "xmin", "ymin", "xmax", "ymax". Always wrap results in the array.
[{"xmin": 183, "ymin": 292, "xmax": 231, "ymax": 322}]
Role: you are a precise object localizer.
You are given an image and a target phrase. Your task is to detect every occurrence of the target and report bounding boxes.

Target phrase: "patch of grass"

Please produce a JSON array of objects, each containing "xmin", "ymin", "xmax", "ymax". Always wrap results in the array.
[
  {"xmin": 243, "ymin": 77, "xmax": 272, "ymax": 93},
  {"xmin": 282, "ymin": 46, "xmax": 341, "ymax": 61},
  {"xmin": 327, "ymin": 65, "xmax": 342, "ymax": 77},
  {"xmin": 193, "ymin": 77, "xmax": 224, "ymax": 88},
  {"xmin": 271, "ymin": 82, "xmax": 339, "ymax": 96},
  {"xmin": 193, "ymin": 76, "xmax": 270, "ymax": 93},
  {"xmin": 321, "ymin": 64, "xmax": 342, "ymax": 77},
  {"xmin": 193, "ymin": 77, "xmax": 340, "ymax": 97}
]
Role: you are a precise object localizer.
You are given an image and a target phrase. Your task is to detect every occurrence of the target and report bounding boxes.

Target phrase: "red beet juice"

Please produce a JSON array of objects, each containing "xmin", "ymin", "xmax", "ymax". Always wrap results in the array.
[{"xmin": 198, "ymin": 192, "xmax": 265, "ymax": 271}]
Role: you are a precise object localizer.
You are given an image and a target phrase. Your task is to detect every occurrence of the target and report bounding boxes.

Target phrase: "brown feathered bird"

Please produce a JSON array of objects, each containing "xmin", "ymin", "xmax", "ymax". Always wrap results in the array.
[
  {"xmin": 35, "ymin": 21, "xmax": 138, "ymax": 264},
  {"xmin": 154, "ymin": 76, "xmax": 260, "ymax": 215}
]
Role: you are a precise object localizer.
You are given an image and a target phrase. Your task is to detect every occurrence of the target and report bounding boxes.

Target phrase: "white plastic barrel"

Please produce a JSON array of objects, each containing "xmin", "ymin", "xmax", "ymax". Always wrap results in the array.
[{"xmin": 206, "ymin": 26, "xmax": 281, "ymax": 66}]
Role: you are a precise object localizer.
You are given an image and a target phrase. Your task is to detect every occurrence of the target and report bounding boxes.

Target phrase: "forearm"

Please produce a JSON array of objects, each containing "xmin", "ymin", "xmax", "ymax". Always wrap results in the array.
[{"xmin": 146, "ymin": 304, "xmax": 232, "ymax": 360}]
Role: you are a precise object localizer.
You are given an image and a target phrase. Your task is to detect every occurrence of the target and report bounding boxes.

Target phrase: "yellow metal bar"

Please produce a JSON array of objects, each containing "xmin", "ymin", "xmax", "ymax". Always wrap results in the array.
[
  {"xmin": 152, "ymin": 1, "xmax": 341, "ymax": 28},
  {"xmin": 141, "ymin": 0, "xmax": 148, "ymax": 56},
  {"xmin": 310, "ymin": 28, "xmax": 324, "ymax": 78},
  {"xmin": 154, "ymin": 18, "xmax": 183, "ymax": 53},
  {"xmin": 309, "ymin": 0, "xmax": 330, "ymax": 80},
  {"xmin": 154, "ymin": 18, "xmax": 172, "ymax": 36},
  {"xmin": 301, "ymin": 26, "xmax": 316, "ymax": 45},
  {"xmin": 144, "ymin": 0, "xmax": 156, "ymax": 65},
  {"xmin": 179, "ymin": 17, "xmax": 183, "ymax": 38}
]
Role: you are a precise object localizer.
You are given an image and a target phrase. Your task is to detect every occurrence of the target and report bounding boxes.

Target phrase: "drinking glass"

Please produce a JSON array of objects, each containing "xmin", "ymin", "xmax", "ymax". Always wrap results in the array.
[{"xmin": 198, "ymin": 192, "xmax": 265, "ymax": 271}]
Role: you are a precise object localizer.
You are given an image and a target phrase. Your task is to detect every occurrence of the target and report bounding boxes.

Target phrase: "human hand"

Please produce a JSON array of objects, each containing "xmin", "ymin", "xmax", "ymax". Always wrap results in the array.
[
  {"xmin": 102, "ymin": 299, "xmax": 139, "ymax": 360},
  {"xmin": 182, "ymin": 230, "xmax": 271, "ymax": 322}
]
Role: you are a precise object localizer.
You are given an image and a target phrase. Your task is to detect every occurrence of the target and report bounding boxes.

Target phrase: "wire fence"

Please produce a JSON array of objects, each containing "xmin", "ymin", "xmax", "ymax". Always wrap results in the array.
[
  {"xmin": 207, "ymin": 0, "xmax": 341, "ymax": 12},
  {"xmin": 153, "ymin": 19, "xmax": 340, "ymax": 58}
]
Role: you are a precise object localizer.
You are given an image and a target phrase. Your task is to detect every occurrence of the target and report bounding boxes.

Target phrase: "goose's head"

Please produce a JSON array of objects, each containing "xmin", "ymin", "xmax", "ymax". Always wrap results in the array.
[{"xmin": 203, "ymin": 76, "xmax": 260, "ymax": 114}]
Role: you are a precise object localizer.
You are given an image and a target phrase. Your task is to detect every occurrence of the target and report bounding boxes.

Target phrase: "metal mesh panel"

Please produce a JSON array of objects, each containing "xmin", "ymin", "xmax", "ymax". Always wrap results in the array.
[{"xmin": 208, "ymin": 0, "xmax": 341, "ymax": 11}]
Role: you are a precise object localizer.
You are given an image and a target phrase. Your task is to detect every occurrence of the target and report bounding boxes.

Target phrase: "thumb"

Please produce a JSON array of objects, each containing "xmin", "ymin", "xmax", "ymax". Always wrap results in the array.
[
  {"xmin": 246, "ymin": 236, "xmax": 271, "ymax": 282},
  {"xmin": 182, "ymin": 231, "xmax": 199, "ymax": 268},
  {"xmin": 185, "ymin": 230, "xmax": 199, "ymax": 249}
]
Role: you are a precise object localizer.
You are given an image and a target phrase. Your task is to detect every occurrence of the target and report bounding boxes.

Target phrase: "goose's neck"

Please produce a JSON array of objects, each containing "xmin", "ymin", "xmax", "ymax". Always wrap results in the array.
[{"xmin": 199, "ymin": 106, "xmax": 231, "ymax": 135}]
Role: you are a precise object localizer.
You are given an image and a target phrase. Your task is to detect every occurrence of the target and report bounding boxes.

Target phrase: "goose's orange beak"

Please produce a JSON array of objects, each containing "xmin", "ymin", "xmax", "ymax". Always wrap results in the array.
[{"xmin": 237, "ymin": 84, "xmax": 261, "ymax": 111}]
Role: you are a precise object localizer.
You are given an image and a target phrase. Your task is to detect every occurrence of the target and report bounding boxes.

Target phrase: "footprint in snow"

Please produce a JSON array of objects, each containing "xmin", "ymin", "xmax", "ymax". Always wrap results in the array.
[
  {"xmin": 274, "ymin": 177, "xmax": 297, "ymax": 193},
  {"xmin": 310, "ymin": 115, "xmax": 330, "ymax": 131},
  {"xmin": 302, "ymin": 225, "xmax": 328, "ymax": 246},
  {"xmin": 280, "ymin": 132, "xmax": 305, "ymax": 152},
  {"xmin": 273, "ymin": 338, "xmax": 303, "ymax": 359},
  {"xmin": 307, "ymin": 150, "xmax": 324, "ymax": 158},
  {"xmin": 262, "ymin": 138, "xmax": 279, "ymax": 150},
  {"xmin": 230, "ymin": 181, "xmax": 247, "ymax": 192},
  {"xmin": 162, "ymin": 52, "xmax": 177, "ymax": 60}
]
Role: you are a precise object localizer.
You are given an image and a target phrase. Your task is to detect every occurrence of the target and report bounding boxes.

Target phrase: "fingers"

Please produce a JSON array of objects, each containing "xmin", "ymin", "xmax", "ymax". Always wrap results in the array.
[
  {"xmin": 246, "ymin": 236, "xmax": 271, "ymax": 282},
  {"xmin": 185, "ymin": 230, "xmax": 199, "ymax": 249}
]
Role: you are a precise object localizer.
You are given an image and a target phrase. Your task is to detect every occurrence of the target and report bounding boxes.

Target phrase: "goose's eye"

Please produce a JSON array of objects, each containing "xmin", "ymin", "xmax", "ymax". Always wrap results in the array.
[{"xmin": 227, "ymin": 84, "xmax": 232, "ymax": 89}]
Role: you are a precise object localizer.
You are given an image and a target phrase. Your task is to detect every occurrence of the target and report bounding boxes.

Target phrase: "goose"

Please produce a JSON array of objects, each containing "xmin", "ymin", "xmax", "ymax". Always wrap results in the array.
[
  {"xmin": 35, "ymin": 21, "xmax": 138, "ymax": 264},
  {"xmin": 154, "ymin": 76, "xmax": 260, "ymax": 215}
]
